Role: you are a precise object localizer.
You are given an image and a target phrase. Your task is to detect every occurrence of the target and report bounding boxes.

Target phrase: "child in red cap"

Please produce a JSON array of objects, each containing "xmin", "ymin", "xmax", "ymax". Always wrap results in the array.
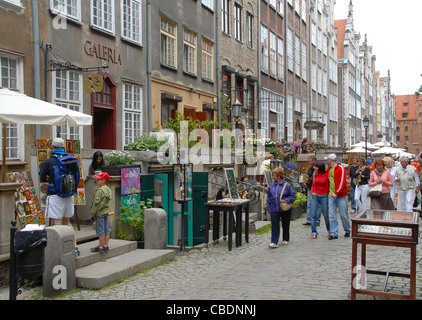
[{"xmin": 90, "ymin": 172, "xmax": 112, "ymax": 252}]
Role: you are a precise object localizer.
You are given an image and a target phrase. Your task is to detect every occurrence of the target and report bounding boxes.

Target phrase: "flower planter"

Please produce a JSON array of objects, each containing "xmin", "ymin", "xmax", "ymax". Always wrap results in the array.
[{"xmin": 101, "ymin": 164, "xmax": 141, "ymax": 176}]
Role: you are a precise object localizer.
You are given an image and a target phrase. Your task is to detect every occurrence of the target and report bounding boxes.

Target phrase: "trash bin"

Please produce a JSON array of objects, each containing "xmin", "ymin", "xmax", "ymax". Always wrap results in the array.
[{"xmin": 14, "ymin": 227, "xmax": 47, "ymax": 279}]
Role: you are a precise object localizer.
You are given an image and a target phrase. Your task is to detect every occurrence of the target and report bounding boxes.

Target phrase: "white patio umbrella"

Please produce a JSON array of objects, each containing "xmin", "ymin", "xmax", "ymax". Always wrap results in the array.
[
  {"xmin": 0, "ymin": 88, "xmax": 92, "ymax": 181},
  {"xmin": 351, "ymin": 141, "xmax": 378, "ymax": 150},
  {"xmin": 346, "ymin": 147, "xmax": 372, "ymax": 154},
  {"xmin": 371, "ymin": 147, "xmax": 403, "ymax": 155}
]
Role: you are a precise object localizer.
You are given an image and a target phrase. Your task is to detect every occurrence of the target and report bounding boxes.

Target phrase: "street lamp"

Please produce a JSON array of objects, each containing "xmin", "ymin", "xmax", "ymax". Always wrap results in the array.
[
  {"xmin": 363, "ymin": 116, "xmax": 369, "ymax": 162},
  {"xmin": 232, "ymin": 99, "xmax": 243, "ymax": 147}
]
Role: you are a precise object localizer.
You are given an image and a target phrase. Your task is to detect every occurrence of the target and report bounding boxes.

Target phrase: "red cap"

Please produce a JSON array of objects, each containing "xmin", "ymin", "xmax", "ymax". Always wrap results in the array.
[{"xmin": 93, "ymin": 172, "xmax": 110, "ymax": 182}]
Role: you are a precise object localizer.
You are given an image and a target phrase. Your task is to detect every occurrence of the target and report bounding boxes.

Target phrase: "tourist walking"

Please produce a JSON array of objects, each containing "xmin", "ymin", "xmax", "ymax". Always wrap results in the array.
[
  {"xmin": 266, "ymin": 167, "xmax": 296, "ymax": 248},
  {"xmin": 310, "ymin": 160, "xmax": 330, "ymax": 239},
  {"xmin": 368, "ymin": 158, "xmax": 395, "ymax": 210},
  {"xmin": 348, "ymin": 158, "xmax": 358, "ymax": 213},
  {"xmin": 396, "ymin": 156, "xmax": 420, "ymax": 212},
  {"xmin": 304, "ymin": 155, "xmax": 319, "ymax": 226},
  {"xmin": 384, "ymin": 157, "xmax": 398, "ymax": 208},
  {"xmin": 353, "ymin": 157, "xmax": 371, "ymax": 214},
  {"xmin": 325, "ymin": 154, "xmax": 351, "ymax": 240}
]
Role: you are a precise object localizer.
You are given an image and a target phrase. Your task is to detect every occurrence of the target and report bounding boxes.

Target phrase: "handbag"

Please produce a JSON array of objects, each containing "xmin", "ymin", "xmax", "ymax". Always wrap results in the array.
[
  {"xmin": 368, "ymin": 183, "xmax": 382, "ymax": 198},
  {"xmin": 279, "ymin": 183, "xmax": 293, "ymax": 211}
]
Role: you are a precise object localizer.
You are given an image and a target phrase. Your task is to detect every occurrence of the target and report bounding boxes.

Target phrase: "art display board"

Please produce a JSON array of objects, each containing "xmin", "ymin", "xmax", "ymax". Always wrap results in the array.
[
  {"xmin": 264, "ymin": 170, "xmax": 274, "ymax": 186},
  {"xmin": 120, "ymin": 167, "xmax": 141, "ymax": 211},
  {"xmin": 37, "ymin": 139, "xmax": 86, "ymax": 207},
  {"xmin": 224, "ymin": 168, "xmax": 239, "ymax": 199},
  {"xmin": 7, "ymin": 171, "xmax": 45, "ymax": 228}
]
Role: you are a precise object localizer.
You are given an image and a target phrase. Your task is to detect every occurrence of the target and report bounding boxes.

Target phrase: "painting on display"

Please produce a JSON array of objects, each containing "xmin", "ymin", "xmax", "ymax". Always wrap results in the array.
[
  {"xmin": 37, "ymin": 139, "xmax": 86, "ymax": 207},
  {"xmin": 264, "ymin": 170, "xmax": 274, "ymax": 186},
  {"xmin": 224, "ymin": 168, "xmax": 239, "ymax": 199},
  {"xmin": 120, "ymin": 167, "xmax": 141, "ymax": 210},
  {"xmin": 7, "ymin": 171, "xmax": 45, "ymax": 228}
]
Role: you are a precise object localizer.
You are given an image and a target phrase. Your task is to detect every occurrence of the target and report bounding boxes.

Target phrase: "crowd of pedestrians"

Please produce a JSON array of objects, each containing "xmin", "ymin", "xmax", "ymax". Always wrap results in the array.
[{"xmin": 266, "ymin": 152, "xmax": 422, "ymax": 247}]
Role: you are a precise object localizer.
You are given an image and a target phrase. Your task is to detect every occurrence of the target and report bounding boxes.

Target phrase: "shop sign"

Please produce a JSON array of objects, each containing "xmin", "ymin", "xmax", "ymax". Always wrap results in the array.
[{"xmin": 84, "ymin": 40, "xmax": 122, "ymax": 65}]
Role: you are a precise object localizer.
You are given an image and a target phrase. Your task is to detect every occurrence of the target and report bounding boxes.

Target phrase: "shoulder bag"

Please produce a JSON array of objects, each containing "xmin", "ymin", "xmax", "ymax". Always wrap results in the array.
[
  {"xmin": 279, "ymin": 183, "xmax": 293, "ymax": 211},
  {"xmin": 368, "ymin": 172, "xmax": 382, "ymax": 198}
]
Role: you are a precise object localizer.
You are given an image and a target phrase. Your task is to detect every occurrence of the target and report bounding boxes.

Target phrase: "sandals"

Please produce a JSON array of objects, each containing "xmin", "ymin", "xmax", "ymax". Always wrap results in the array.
[{"xmin": 311, "ymin": 235, "xmax": 317, "ymax": 239}]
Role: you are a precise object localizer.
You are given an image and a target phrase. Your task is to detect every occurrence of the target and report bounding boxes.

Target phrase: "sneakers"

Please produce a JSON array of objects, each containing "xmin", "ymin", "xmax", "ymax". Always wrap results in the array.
[
  {"xmin": 328, "ymin": 235, "xmax": 338, "ymax": 240},
  {"xmin": 281, "ymin": 241, "xmax": 289, "ymax": 245},
  {"xmin": 268, "ymin": 243, "xmax": 278, "ymax": 248},
  {"xmin": 74, "ymin": 247, "xmax": 81, "ymax": 257},
  {"xmin": 344, "ymin": 232, "xmax": 351, "ymax": 238},
  {"xmin": 91, "ymin": 245, "xmax": 110, "ymax": 253}
]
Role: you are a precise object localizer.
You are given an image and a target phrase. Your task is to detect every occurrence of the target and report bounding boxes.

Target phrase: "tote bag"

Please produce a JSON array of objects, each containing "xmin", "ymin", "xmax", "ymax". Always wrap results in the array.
[
  {"xmin": 279, "ymin": 183, "xmax": 293, "ymax": 211},
  {"xmin": 368, "ymin": 183, "xmax": 382, "ymax": 198}
]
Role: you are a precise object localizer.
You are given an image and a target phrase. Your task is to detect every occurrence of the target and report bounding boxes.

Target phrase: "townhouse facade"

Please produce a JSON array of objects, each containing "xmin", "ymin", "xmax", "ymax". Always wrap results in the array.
[{"xmin": 395, "ymin": 94, "xmax": 422, "ymax": 157}]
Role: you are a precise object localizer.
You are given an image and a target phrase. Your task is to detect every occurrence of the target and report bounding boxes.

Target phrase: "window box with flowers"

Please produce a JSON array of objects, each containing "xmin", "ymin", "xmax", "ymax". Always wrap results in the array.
[{"xmin": 101, "ymin": 151, "xmax": 138, "ymax": 176}]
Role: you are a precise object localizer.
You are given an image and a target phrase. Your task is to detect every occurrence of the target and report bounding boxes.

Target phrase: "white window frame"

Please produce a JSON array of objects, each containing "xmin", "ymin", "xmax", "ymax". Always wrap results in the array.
[
  {"xmin": 202, "ymin": 38, "xmax": 214, "ymax": 81},
  {"xmin": 269, "ymin": 31, "xmax": 277, "ymax": 77},
  {"xmin": 90, "ymin": 0, "xmax": 115, "ymax": 35},
  {"xmin": 287, "ymin": 27, "xmax": 293, "ymax": 71},
  {"xmin": 260, "ymin": 89, "xmax": 269, "ymax": 140},
  {"xmin": 294, "ymin": 34, "xmax": 300, "ymax": 76},
  {"xmin": 121, "ymin": 0, "xmax": 142, "ymax": 45},
  {"xmin": 183, "ymin": 28, "xmax": 197, "ymax": 75},
  {"xmin": 301, "ymin": 41, "xmax": 307, "ymax": 81},
  {"xmin": 261, "ymin": 24, "xmax": 269, "ymax": 73},
  {"xmin": 277, "ymin": 0, "xmax": 284, "ymax": 16},
  {"xmin": 160, "ymin": 16, "xmax": 177, "ymax": 68},
  {"xmin": 123, "ymin": 83, "xmax": 143, "ymax": 146},
  {"xmin": 202, "ymin": 0, "xmax": 214, "ymax": 10},
  {"xmin": 0, "ymin": 0, "xmax": 24, "ymax": 14},
  {"xmin": 50, "ymin": 0, "xmax": 81, "ymax": 22},
  {"xmin": 52, "ymin": 70, "xmax": 83, "ymax": 143},
  {"xmin": 0, "ymin": 53, "xmax": 24, "ymax": 161},
  {"xmin": 277, "ymin": 37, "xmax": 284, "ymax": 81},
  {"xmin": 234, "ymin": 3, "xmax": 242, "ymax": 42},
  {"xmin": 221, "ymin": 0, "xmax": 230, "ymax": 34}
]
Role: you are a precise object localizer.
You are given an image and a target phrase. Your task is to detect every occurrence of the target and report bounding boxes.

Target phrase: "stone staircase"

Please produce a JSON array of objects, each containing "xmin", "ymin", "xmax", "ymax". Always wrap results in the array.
[{"xmin": 74, "ymin": 228, "xmax": 177, "ymax": 290}]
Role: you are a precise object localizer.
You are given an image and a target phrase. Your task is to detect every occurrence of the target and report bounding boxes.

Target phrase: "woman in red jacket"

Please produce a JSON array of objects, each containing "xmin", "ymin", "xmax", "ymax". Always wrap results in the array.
[{"xmin": 310, "ymin": 161, "xmax": 330, "ymax": 239}]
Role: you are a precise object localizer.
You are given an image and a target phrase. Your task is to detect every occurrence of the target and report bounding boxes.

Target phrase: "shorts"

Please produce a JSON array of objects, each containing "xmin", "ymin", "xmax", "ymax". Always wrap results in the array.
[
  {"xmin": 45, "ymin": 194, "xmax": 74, "ymax": 220},
  {"xmin": 95, "ymin": 214, "xmax": 110, "ymax": 237}
]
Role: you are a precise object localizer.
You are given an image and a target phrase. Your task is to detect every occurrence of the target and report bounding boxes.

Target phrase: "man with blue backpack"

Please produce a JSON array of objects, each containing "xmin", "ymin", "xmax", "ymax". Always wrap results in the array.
[{"xmin": 39, "ymin": 138, "xmax": 81, "ymax": 256}]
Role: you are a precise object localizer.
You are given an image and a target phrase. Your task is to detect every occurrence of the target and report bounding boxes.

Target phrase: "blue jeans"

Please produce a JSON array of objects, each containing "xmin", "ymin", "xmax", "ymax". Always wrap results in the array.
[
  {"xmin": 270, "ymin": 210, "xmax": 292, "ymax": 243},
  {"xmin": 349, "ymin": 185, "xmax": 356, "ymax": 210},
  {"xmin": 311, "ymin": 195, "xmax": 329, "ymax": 236},
  {"xmin": 95, "ymin": 214, "xmax": 110, "ymax": 237},
  {"xmin": 307, "ymin": 188, "xmax": 321, "ymax": 223},
  {"xmin": 328, "ymin": 195, "xmax": 351, "ymax": 237}
]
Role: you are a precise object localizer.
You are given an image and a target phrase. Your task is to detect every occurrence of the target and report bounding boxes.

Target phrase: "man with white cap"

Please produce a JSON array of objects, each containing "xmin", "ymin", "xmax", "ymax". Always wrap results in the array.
[
  {"xmin": 39, "ymin": 137, "xmax": 79, "ymax": 256},
  {"xmin": 325, "ymin": 153, "xmax": 351, "ymax": 240}
]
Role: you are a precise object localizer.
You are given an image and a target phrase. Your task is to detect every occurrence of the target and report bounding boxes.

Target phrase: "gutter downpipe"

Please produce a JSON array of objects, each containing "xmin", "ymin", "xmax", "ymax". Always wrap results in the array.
[
  {"xmin": 32, "ymin": 0, "xmax": 41, "ymax": 138},
  {"xmin": 257, "ymin": 0, "xmax": 261, "ymax": 137},
  {"xmin": 216, "ymin": 0, "xmax": 221, "ymax": 128},
  {"xmin": 146, "ymin": 0, "xmax": 152, "ymax": 133}
]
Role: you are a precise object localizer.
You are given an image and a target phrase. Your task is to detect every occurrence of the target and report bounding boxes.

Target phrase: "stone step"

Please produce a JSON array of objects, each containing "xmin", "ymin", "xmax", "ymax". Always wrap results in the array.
[
  {"xmin": 75, "ymin": 249, "xmax": 177, "ymax": 289},
  {"xmin": 75, "ymin": 239, "xmax": 137, "ymax": 269}
]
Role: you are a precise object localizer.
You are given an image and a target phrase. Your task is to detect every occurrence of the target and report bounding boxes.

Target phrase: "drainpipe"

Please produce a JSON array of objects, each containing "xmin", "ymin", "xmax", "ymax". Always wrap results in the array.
[
  {"xmin": 216, "ymin": 0, "xmax": 221, "ymax": 128},
  {"xmin": 146, "ymin": 0, "xmax": 152, "ymax": 132},
  {"xmin": 32, "ymin": 0, "xmax": 41, "ymax": 138},
  {"xmin": 257, "ymin": 0, "xmax": 261, "ymax": 136},
  {"xmin": 285, "ymin": 0, "xmax": 289, "ymax": 141}
]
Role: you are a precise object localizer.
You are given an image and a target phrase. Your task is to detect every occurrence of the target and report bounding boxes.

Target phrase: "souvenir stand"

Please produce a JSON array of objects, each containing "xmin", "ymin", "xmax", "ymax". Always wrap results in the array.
[
  {"xmin": 204, "ymin": 168, "xmax": 250, "ymax": 251},
  {"xmin": 351, "ymin": 209, "xmax": 419, "ymax": 300}
]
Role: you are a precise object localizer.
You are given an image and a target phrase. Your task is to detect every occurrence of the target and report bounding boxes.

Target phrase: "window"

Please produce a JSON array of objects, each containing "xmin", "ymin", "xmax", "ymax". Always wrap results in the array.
[
  {"xmin": 277, "ymin": 0, "xmax": 284, "ymax": 15},
  {"xmin": 260, "ymin": 89, "xmax": 269, "ymax": 140},
  {"xmin": 160, "ymin": 16, "xmax": 177, "ymax": 68},
  {"xmin": 269, "ymin": 31, "xmax": 276, "ymax": 77},
  {"xmin": 277, "ymin": 97, "xmax": 284, "ymax": 141},
  {"xmin": 0, "ymin": 54, "xmax": 24, "ymax": 161},
  {"xmin": 261, "ymin": 25, "xmax": 268, "ymax": 73},
  {"xmin": 277, "ymin": 37, "xmax": 284, "ymax": 81},
  {"xmin": 184, "ymin": 29, "xmax": 197, "ymax": 75},
  {"xmin": 91, "ymin": 0, "xmax": 115, "ymax": 34},
  {"xmin": 50, "ymin": 0, "xmax": 81, "ymax": 21},
  {"xmin": 0, "ymin": 0, "xmax": 24, "ymax": 14},
  {"xmin": 202, "ymin": 0, "xmax": 214, "ymax": 10},
  {"xmin": 222, "ymin": 0, "xmax": 230, "ymax": 34},
  {"xmin": 287, "ymin": 28, "xmax": 293, "ymax": 71},
  {"xmin": 202, "ymin": 38, "xmax": 214, "ymax": 81},
  {"xmin": 301, "ymin": 0, "xmax": 306, "ymax": 20},
  {"xmin": 311, "ymin": 63, "xmax": 316, "ymax": 91},
  {"xmin": 405, "ymin": 126, "xmax": 408, "ymax": 132},
  {"xmin": 247, "ymin": 12, "xmax": 253, "ymax": 48},
  {"xmin": 123, "ymin": 84, "xmax": 142, "ymax": 145},
  {"xmin": 301, "ymin": 42, "xmax": 307, "ymax": 81},
  {"xmin": 234, "ymin": 3, "xmax": 242, "ymax": 42},
  {"xmin": 269, "ymin": 0, "xmax": 276, "ymax": 8},
  {"xmin": 402, "ymin": 113, "xmax": 408, "ymax": 118},
  {"xmin": 122, "ymin": 0, "xmax": 142, "ymax": 44},
  {"xmin": 53, "ymin": 70, "xmax": 82, "ymax": 141},
  {"xmin": 311, "ymin": 21, "xmax": 316, "ymax": 46},
  {"xmin": 294, "ymin": 34, "xmax": 300, "ymax": 76}
]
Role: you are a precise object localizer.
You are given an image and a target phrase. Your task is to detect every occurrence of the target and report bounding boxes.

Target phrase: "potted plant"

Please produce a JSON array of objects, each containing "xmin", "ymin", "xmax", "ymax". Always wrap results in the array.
[
  {"xmin": 116, "ymin": 198, "xmax": 153, "ymax": 248},
  {"xmin": 292, "ymin": 191, "xmax": 307, "ymax": 219},
  {"xmin": 124, "ymin": 134, "xmax": 169, "ymax": 162},
  {"xmin": 102, "ymin": 150, "xmax": 137, "ymax": 176}
]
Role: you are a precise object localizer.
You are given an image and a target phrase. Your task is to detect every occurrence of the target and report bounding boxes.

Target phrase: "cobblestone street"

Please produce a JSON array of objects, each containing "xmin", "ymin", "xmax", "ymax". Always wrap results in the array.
[{"xmin": 51, "ymin": 214, "xmax": 422, "ymax": 300}]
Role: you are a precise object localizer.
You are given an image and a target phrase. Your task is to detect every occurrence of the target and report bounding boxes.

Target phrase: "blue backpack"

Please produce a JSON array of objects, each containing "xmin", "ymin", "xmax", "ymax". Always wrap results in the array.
[{"xmin": 48, "ymin": 155, "xmax": 80, "ymax": 197}]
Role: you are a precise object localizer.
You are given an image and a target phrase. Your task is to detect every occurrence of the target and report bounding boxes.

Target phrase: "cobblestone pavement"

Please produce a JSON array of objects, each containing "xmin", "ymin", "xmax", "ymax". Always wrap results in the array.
[
  {"xmin": 4, "ymin": 214, "xmax": 422, "ymax": 300},
  {"xmin": 59, "ymin": 214, "xmax": 422, "ymax": 300}
]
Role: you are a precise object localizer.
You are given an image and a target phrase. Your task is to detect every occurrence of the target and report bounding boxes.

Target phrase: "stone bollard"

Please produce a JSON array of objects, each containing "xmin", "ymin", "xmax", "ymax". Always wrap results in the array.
[
  {"xmin": 144, "ymin": 208, "xmax": 167, "ymax": 249},
  {"xmin": 42, "ymin": 226, "xmax": 76, "ymax": 298}
]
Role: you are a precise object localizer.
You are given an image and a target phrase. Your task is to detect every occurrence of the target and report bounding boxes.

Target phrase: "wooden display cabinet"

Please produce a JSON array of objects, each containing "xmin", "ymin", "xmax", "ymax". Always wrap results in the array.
[{"xmin": 351, "ymin": 210, "xmax": 419, "ymax": 300}]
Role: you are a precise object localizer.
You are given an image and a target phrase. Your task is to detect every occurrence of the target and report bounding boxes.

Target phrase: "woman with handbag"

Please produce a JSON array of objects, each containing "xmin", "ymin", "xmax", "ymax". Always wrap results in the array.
[
  {"xmin": 368, "ymin": 158, "xmax": 394, "ymax": 210},
  {"xmin": 266, "ymin": 167, "xmax": 296, "ymax": 248},
  {"xmin": 354, "ymin": 157, "xmax": 371, "ymax": 214},
  {"xmin": 310, "ymin": 161, "xmax": 330, "ymax": 239}
]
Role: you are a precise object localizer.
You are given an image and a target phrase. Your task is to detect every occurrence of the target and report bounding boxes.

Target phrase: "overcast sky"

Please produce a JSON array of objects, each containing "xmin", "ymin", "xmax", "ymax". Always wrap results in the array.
[{"xmin": 334, "ymin": 0, "xmax": 422, "ymax": 96}]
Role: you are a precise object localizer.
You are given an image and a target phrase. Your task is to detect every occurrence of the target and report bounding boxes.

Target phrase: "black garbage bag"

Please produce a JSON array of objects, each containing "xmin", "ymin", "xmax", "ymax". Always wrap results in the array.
[{"xmin": 14, "ymin": 229, "xmax": 47, "ymax": 255}]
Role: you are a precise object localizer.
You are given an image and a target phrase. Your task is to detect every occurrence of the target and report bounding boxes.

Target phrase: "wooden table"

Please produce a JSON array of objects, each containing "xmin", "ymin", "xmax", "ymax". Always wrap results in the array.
[
  {"xmin": 351, "ymin": 210, "xmax": 419, "ymax": 300},
  {"xmin": 204, "ymin": 199, "xmax": 250, "ymax": 251}
]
